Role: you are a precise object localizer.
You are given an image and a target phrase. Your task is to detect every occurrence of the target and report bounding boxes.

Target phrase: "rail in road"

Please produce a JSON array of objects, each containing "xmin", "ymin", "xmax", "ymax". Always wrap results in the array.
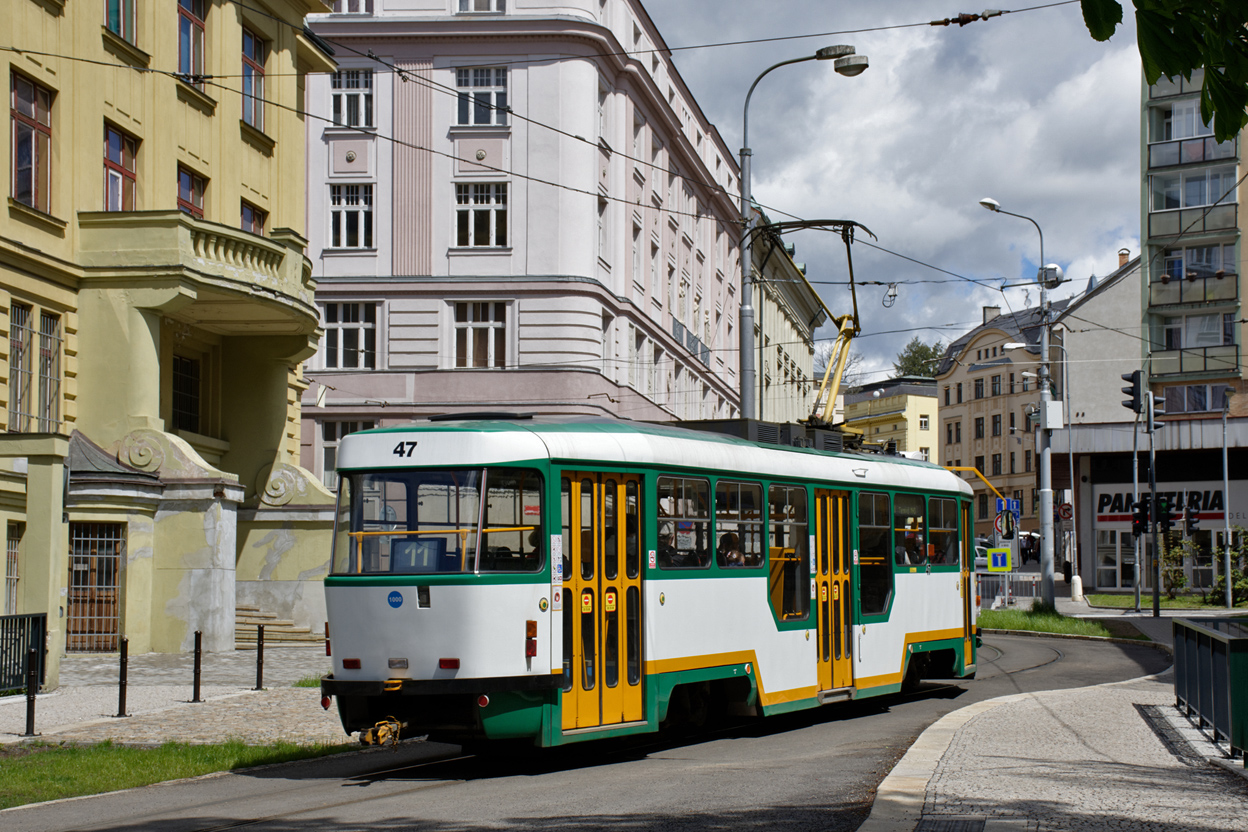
[{"xmin": 4, "ymin": 635, "xmax": 1169, "ymax": 832}]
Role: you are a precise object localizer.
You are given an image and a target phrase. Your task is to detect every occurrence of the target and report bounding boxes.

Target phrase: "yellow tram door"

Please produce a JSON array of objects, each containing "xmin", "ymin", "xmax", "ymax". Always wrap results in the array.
[
  {"xmin": 960, "ymin": 501, "xmax": 975, "ymax": 669},
  {"xmin": 815, "ymin": 490, "xmax": 853, "ymax": 692},
  {"xmin": 561, "ymin": 473, "xmax": 644, "ymax": 731}
]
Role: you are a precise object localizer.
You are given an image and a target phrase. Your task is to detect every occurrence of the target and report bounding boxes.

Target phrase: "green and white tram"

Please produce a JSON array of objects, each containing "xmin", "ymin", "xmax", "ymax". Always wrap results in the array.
[{"xmin": 321, "ymin": 416, "xmax": 978, "ymax": 747}]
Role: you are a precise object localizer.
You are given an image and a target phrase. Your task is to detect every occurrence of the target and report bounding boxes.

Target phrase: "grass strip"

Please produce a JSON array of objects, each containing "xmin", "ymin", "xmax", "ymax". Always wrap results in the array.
[
  {"xmin": 978, "ymin": 604, "xmax": 1115, "ymax": 638},
  {"xmin": 1085, "ymin": 593, "xmax": 1248, "ymax": 610},
  {"xmin": 0, "ymin": 739, "xmax": 355, "ymax": 810},
  {"xmin": 292, "ymin": 675, "xmax": 322, "ymax": 688}
]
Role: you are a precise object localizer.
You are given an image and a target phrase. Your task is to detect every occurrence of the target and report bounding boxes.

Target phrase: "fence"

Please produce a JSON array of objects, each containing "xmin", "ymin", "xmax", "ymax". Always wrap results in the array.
[
  {"xmin": 1173, "ymin": 617, "xmax": 1248, "ymax": 763},
  {"xmin": 1, "ymin": 612, "xmax": 47, "ymax": 691},
  {"xmin": 976, "ymin": 572, "xmax": 1043, "ymax": 609}
]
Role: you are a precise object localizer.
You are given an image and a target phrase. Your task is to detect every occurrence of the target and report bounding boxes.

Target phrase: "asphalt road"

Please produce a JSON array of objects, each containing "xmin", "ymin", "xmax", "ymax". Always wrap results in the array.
[{"xmin": 5, "ymin": 635, "xmax": 1169, "ymax": 832}]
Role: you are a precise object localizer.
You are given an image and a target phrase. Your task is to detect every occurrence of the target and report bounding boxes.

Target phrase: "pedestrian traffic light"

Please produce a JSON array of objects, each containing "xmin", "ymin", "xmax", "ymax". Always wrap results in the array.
[
  {"xmin": 1131, "ymin": 499, "xmax": 1149, "ymax": 538},
  {"xmin": 1121, "ymin": 370, "xmax": 1142, "ymax": 413},
  {"xmin": 1156, "ymin": 497, "xmax": 1174, "ymax": 533}
]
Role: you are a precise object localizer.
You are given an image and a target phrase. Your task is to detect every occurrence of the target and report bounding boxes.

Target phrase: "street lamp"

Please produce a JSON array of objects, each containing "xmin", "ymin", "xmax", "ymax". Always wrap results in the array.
[
  {"xmin": 980, "ymin": 197, "xmax": 1064, "ymax": 607},
  {"xmin": 739, "ymin": 46, "xmax": 868, "ymax": 420},
  {"xmin": 1005, "ymin": 340, "xmax": 1077, "ymax": 587}
]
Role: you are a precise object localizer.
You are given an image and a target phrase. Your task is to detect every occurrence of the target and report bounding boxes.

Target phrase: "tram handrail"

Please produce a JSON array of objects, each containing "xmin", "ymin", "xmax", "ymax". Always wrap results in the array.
[{"xmin": 348, "ymin": 525, "xmax": 538, "ymax": 573}]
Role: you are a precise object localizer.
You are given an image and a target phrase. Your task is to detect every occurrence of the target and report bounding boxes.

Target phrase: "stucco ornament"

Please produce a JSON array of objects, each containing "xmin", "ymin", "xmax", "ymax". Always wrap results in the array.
[
  {"xmin": 255, "ymin": 462, "xmax": 335, "ymax": 507},
  {"xmin": 116, "ymin": 429, "xmax": 235, "ymax": 481}
]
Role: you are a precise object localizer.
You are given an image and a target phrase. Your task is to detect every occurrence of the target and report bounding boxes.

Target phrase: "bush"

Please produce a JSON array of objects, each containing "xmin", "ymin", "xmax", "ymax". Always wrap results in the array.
[{"xmin": 1209, "ymin": 527, "xmax": 1248, "ymax": 606}]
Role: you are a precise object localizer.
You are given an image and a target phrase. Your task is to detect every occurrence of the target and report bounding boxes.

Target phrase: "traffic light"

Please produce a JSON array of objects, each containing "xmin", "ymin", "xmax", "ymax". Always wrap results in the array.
[
  {"xmin": 1156, "ymin": 497, "xmax": 1174, "ymax": 533},
  {"xmin": 1148, "ymin": 393, "xmax": 1165, "ymax": 433},
  {"xmin": 1186, "ymin": 506, "xmax": 1201, "ymax": 535},
  {"xmin": 1131, "ymin": 499, "xmax": 1150, "ymax": 538},
  {"xmin": 1121, "ymin": 370, "xmax": 1142, "ymax": 413}
]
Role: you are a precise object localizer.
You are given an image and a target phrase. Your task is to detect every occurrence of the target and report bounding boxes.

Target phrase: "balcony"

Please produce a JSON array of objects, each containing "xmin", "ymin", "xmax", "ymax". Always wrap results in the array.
[
  {"xmin": 1152, "ymin": 345, "xmax": 1239, "ymax": 376},
  {"xmin": 1148, "ymin": 204, "xmax": 1237, "ymax": 238},
  {"xmin": 1148, "ymin": 136, "xmax": 1236, "ymax": 169},
  {"xmin": 76, "ymin": 211, "xmax": 318, "ymax": 336},
  {"xmin": 1149, "ymin": 271, "xmax": 1239, "ymax": 307}
]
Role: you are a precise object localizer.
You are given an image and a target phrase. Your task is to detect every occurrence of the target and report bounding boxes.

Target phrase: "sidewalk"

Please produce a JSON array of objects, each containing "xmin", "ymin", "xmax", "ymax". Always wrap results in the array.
[
  {"xmin": 1, "ymin": 646, "xmax": 345, "ymax": 746},
  {"xmin": 860, "ymin": 581, "xmax": 1248, "ymax": 832}
]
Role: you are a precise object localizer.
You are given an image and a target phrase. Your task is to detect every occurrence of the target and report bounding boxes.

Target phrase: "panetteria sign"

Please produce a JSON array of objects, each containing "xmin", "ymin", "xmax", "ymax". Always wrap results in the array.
[{"xmin": 1093, "ymin": 481, "xmax": 1239, "ymax": 525}]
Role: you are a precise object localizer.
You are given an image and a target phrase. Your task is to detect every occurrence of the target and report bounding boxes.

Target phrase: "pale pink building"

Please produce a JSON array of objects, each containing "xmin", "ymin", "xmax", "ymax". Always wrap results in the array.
[{"xmin": 302, "ymin": 0, "xmax": 750, "ymax": 484}]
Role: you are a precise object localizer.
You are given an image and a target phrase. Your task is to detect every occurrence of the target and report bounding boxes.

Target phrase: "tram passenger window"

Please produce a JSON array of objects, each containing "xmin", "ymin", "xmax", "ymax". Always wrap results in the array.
[
  {"xmin": 625, "ymin": 481, "xmax": 641, "ymax": 578},
  {"xmin": 656, "ymin": 476, "xmax": 710, "ymax": 568},
  {"xmin": 928, "ymin": 498, "xmax": 959, "ymax": 565},
  {"xmin": 479, "ymin": 469, "xmax": 544, "ymax": 572},
  {"xmin": 715, "ymin": 480, "xmax": 763, "ymax": 568},
  {"xmin": 768, "ymin": 484, "xmax": 810, "ymax": 620},
  {"xmin": 858, "ymin": 492, "xmax": 893, "ymax": 616},
  {"xmin": 894, "ymin": 494, "xmax": 926, "ymax": 566}
]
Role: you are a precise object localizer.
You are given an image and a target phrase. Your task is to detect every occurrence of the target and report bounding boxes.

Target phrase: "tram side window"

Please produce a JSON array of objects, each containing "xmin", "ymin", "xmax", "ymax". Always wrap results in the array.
[
  {"xmin": 858, "ymin": 492, "xmax": 893, "ymax": 616},
  {"xmin": 715, "ymin": 480, "xmax": 763, "ymax": 568},
  {"xmin": 478, "ymin": 469, "xmax": 544, "ymax": 572},
  {"xmin": 656, "ymin": 476, "xmax": 710, "ymax": 568},
  {"xmin": 928, "ymin": 498, "xmax": 959, "ymax": 565},
  {"xmin": 894, "ymin": 493, "xmax": 926, "ymax": 566},
  {"xmin": 768, "ymin": 484, "xmax": 810, "ymax": 620}
]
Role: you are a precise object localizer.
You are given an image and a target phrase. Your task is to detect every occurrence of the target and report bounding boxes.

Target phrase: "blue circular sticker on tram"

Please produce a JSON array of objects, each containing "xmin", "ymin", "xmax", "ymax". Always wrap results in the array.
[{"xmin": 387, "ymin": 591, "xmax": 403, "ymax": 609}]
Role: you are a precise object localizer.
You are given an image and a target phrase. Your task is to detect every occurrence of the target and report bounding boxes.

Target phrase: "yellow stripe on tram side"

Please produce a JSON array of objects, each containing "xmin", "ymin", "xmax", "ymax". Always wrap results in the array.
[
  {"xmin": 644, "ymin": 650, "xmax": 817, "ymax": 708},
  {"xmin": 855, "ymin": 627, "xmax": 970, "ymax": 690}
]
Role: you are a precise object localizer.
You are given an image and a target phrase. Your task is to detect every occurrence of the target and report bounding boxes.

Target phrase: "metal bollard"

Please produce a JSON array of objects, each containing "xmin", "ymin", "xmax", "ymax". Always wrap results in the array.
[
  {"xmin": 116, "ymin": 636, "xmax": 129, "ymax": 718},
  {"xmin": 192, "ymin": 630, "xmax": 203, "ymax": 703},
  {"xmin": 21, "ymin": 648, "xmax": 38, "ymax": 737},
  {"xmin": 254, "ymin": 624, "xmax": 265, "ymax": 691}
]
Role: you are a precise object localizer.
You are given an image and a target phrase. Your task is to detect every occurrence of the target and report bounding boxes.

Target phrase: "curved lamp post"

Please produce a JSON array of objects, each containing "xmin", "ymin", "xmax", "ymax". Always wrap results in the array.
[
  {"xmin": 738, "ymin": 46, "xmax": 868, "ymax": 420},
  {"xmin": 979, "ymin": 197, "xmax": 1064, "ymax": 607}
]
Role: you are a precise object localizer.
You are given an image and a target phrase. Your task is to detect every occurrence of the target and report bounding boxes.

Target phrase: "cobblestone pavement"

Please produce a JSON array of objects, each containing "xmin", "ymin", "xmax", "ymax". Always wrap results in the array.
[{"xmin": 2, "ymin": 647, "xmax": 349, "ymax": 746}]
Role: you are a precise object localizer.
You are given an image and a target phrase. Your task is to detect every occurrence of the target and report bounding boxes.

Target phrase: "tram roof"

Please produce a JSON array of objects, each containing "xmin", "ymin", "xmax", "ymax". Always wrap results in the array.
[{"xmin": 337, "ymin": 417, "xmax": 973, "ymax": 497}]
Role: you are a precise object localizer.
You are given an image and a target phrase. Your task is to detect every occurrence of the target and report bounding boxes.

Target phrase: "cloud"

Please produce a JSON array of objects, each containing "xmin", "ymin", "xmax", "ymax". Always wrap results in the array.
[{"xmin": 645, "ymin": 1, "xmax": 1143, "ymax": 380}]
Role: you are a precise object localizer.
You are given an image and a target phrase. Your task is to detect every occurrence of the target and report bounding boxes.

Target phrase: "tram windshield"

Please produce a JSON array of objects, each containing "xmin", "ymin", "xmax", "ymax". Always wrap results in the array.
[{"xmin": 331, "ymin": 467, "xmax": 544, "ymax": 574}]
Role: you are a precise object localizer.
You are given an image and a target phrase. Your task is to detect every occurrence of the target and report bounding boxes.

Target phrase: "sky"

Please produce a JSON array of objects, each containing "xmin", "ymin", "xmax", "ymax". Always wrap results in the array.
[{"xmin": 643, "ymin": 0, "xmax": 1142, "ymax": 382}]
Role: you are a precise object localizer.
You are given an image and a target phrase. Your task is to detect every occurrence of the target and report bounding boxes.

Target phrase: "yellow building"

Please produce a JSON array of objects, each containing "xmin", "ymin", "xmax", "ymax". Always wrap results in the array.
[
  {"xmin": 3, "ymin": 0, "xmax": 335, "ymax": 686},
  {"xmin": 842, "ymin": 377, "xmax": 939, "ymax": 463}
]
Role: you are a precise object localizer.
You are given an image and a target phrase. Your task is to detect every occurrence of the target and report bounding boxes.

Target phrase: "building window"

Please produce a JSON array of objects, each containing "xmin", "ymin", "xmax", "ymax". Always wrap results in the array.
[
  {"xmin": 177, "ymin": 0, "xmax": 206, "ymax": 86},
  {"xmin": 323, "ymin": 302, "xmax": 377, "ymax": 369},
  {"xmin": 321, "ymin": 420, "xmax": 373, "ymax": 489},
  {"xmin": 1010, "ymin": 411, "xmax": 1016, "ymax": 430},
  {"xmin": 919, "ymin": 447, "xmax": 930, "ymax": 462},
  {"xmin": 104, "ymin": 125, "xmax": 137, "ymax": 211},
  {"xmin": 1025, "ymin": 449, "xmax": 1032, "ymax": 472},
  {"xmin": 5, "ymin": 523, "xmax": 21, "ymax": 615},
  {"xmin": 455, "ymin": 302, "xmax": 507, "ymax": 368},
  {"xmin": 956, "ymin": 383, "xmax": 963, "ymax": 403},
  {"xmin": 332, "ymin": 70, "xmax": 373, "ymax": 128},
  {"xmin": 11, "ymin": 74, "xmax": 53, "ymax": 214},
  {"xmin": 1164, "ymin": 383, "xmax": 1234, "ymax": 414},
  {"xmin": 333, "ymin": 0, "xmax": 373, "ymax": 11},
  {"xmin": 955, "ymin": 422, "xmax": 961, "ymax": 443},
  {"xmin": 241, "ymin": 201, "xmax": 266, "ymax": 235},
  {"xmin": 944, "ymin": 385, "xmax": 950, "ymax": 406},
  {"xmin": 974, "ymin": 378, "xmax": 984, "ymax": 399},
  {"xmin": 177, "ymin": 166, "xmax": 205, "ymax": 218},
  {"xmin": 919, "ymin": 415, "xmax": 929, "ymax": 430},
  {"xmin": 946, "ymin": 423, "xmax": 953, "ymax": 445},
  {"xmin": 977, "ymin": 493, "xmax": 988, "ymax": 521},
  {"xmin": 1031, "ymin": 488, "xmax": 1039, "ymax": 515},
  {"xmin": 8, "ymin": 306, "xmax": 58, "ymax": 433},
  {"xmin": 455, "ymin": 183, "xmax": 508, "ymax": 247},
  {"xmin": 1151, "ymin": 165, "xmax": 1237, "ymax": 211},
  {"xmin": 1009, "ymin": 373, "xmax": 1015, "ymax": 393},
  {"xmin": 991, "ymin": 414, "xmax": 1001, "ymax": 436},
  {"xmin": 459, "ymin": 0, "xmax": 504, "ymax": 11},
  {"xmin": 974, "ymin": 417, "xmax": 984, "ymax": 439},
  {"xmin": 330, "ymin": 184, "xmax": 373, "ymax": 248},
  {"xmin": 171, "ymin": 354, "xmax": 200, "ymax": 433},
  {"xmin": 37, "ymin": 312, "xmax": 61, "ymax": 433},
  {"xmin": 991, "ymin": 453, "xmax": 1001, "ymax": 476},
  {"xmin": 991, "ymin": 374, "xmax": 1001, "ymax": 396},
  {"xmin": 1161, "ymin": 243, "xmax": 1237, "ymax": 282},
  {"xmin": 1022, "ymin": 375, "xmax": 1031, "ymax": 392},
  {"xmin": 241, "ymin": 27, "xmax": 266, "ymax": 131},
  {"xmin": 974, "ymin": 455, "xmax": 984, "ymax": 474},
  {"xmin": 456, "ymin": 67, "xmax": 507, "ymax": 126},
  {"xmin": 8, "ymin": 304, "xmax": 33, "ymax": 432},
  {"xmin": 1014, "ymin": 489, "xmax": 1025, "ymax": 516},
  {"xmin": 106, "ymin": 0, "xmax": 136, "ymax": 43},
  {"xmin": 1010, "ymin": 452, "xmax": 1016, "ymax": 474},
  {"xmin": 1162, "ymin": 312, "xmax": 1235, "ymax": 350}
]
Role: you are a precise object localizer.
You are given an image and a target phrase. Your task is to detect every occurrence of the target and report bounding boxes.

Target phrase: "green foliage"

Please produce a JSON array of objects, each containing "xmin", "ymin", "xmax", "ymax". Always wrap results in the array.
[
  {"xmin": 1161, "ymin": 533, "xmax": 1191, "ymax": 600},
  {"xmin": 0, "ymin": 740, "xmax": 355, "ymax": 810},
  {"xmin": 892, "ymin": 336, "xmax": 943, "ymax": 378},
  {"xmin": 1210, "ymin": 529, "xmax": 1248, "ymax": 606},
  {"xmin": 1081, "ymin": 0, "xmax": 1248, "ymax": 143},
  {"xmin": 978, "ymin": 603, "xmax": 1116, "ymax": 637},
  {"xmin": 292, "ymin": 675, "xmax": 323, "ymax": 688}
]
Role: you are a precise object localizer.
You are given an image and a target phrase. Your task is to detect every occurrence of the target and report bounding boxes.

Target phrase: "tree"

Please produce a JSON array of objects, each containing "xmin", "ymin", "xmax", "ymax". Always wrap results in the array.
[
  {"xmin": 814, "ymin": 343, "xmax": 866, "ymax": 391},
  {"xmin": 892, "ymin": 337, "xmax": 943, "ymax": 378},
  {"xmin": 1082, "ymin": 0, "xmax": 1248, "ymax": 143}
]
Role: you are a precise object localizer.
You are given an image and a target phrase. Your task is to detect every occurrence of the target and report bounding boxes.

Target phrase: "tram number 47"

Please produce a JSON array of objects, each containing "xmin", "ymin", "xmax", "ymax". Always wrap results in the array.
[{"xmin": 392, "ymin": 441, "xmax": 418, "ymax": 458}]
